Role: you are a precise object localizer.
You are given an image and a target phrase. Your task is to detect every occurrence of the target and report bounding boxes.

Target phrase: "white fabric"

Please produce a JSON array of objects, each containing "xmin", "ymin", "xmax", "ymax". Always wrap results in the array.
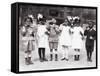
[
  {"xmin": 71, "ymin": 26, "xmax": 84, "ymax": 49},
  {"xmin": 37, "ymin": 25, "xmax": 49, "ymax": 48},
  {"xmin": 37, "ymin": 13, "xmax": 43, "ymax": 20},
  {"xmin": 59, "ymin": 25, "xmax": 72, "ymax": 46},
  {"xmin": 62, "ymin": 47, "xmax": 69, "ymax": 59}
]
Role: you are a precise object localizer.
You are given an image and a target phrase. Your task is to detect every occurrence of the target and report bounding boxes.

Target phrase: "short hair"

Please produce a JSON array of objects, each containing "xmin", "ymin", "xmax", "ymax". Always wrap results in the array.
[
  {"xmin": 88, "ymin": 21, "xmax": 94, "ymax": 27},
  {"xmin": 88, "ymin": 21, "xmax": 94, "ymax": 24}
]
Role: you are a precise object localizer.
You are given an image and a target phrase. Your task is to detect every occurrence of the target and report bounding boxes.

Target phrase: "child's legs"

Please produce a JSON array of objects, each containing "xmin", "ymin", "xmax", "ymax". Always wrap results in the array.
[
  {"xmin": 65, "ymin": 46, "xmax": 69, "ymax": 59},
  {"xmin": 28, "ymin": 51, "xmax": 32, "ymax": 58},
  {"xmin": 62, "ymin": 45, "xmax": 66, "ymax": 58},
  {"xmin": 74, "ymin": 49, "xmax": 80, "ymax": 60},
  {"xmin": 54, "ymin": 42, "xmax": 58, "ymax": 54},
  {"xmin": 54, "ymin": 42, "xmax": 58, "ymax": 61},
  {"xmin": 89, "ymin": 46, "xmax": 94, "ymax": 60},
  {"xmin": 24, "ymin": 50, "xmax": 33, "ymax": 64},
  {"xmin": 42, "ymin": 48, "xmax": 45, "ymax": 59},
  {"xmin": 32, "ymin": 40, "xmax": 35, "ymax": 51},
  {"xmin": 86, "ymin": 45, "xmax": 90, "ymax": 59},
  {"xmin": 25, "ymin": 52, "xmax": 28, "ymax": 58},
  {"xmin": 49, "ymin": 42, "xmax": 53, "ymax": 60},
  {"xmin": 75, "ymin": 49, "xmax": 80, "ymax": 55},
  {"xmin": 38, "ymin": 48, "xmax": 42, "ymax": 60},
  {"xmin": 49, "ymin": 42, "xmax": 53, "ymax": 53},
  {"xmin": 25, "ymin": 50, "xmax": 32, "ymax": 58}
]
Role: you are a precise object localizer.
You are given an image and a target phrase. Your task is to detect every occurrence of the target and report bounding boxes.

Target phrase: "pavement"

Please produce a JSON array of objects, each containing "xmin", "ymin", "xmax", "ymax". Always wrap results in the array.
[{"xmin": 19, "ymin": 39, "xmax": 96, "ymax": 71}]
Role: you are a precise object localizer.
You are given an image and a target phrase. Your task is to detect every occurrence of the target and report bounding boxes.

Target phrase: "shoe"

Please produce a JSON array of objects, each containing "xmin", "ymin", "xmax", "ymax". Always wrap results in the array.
[
  {"xmin": 61, "ymin": 58, "xmax": 65, "ymax": 61},
  {"xmin": 43, "ymin": 58, "xmax": 48, "ymax": 61},
  {"xmin": 65, "ymin": 58, "xmax": 69, "ymax": 61},
  {"xmin": 40, "ymin": 59, "xmax": 44, "ymax": 62},
  {"xmin": 29, "ymin": 61, "xmax": 33, "ymax": 64},
  {"xmin": 28, "ymin": 57, "xmax": 34, "ymax": 64},
  {"xmin": 29, "ymin": 60, "xmax": 33, "ymax": 64},
  {"xmin": 25, "ymin": 58, "xmax": 29, "ymax": 65}
]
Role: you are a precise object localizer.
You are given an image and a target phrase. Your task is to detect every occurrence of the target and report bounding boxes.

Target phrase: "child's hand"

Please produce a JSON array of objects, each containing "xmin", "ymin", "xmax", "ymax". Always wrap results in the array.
[
  {"xmin": 90, "ymin": 36, "xmax": 93, "ymax": 40},
  {"xmin": 45, "ymin": 31, "xmax": 50, "ymax": 35},
  {"xmin": 86, "ymin": 27, "xmax": 89, "ymax": 30},
  {"xmin": 82, "ymin": 36, "xmax": 84, "ymax": 40}
]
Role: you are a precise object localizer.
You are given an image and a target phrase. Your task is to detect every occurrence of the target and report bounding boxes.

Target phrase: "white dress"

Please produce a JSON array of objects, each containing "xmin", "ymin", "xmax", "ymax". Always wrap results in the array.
[
  {"xmin": 72, "ymin": 26, "xmax": 84, "ymax": 49},
  {"xmin": 59, "ymin": 25, "xmax": 72, "ymax": 46},
  {"xmin": 37, "ymin": 25, "xmax": 48, "ymax": 48}
]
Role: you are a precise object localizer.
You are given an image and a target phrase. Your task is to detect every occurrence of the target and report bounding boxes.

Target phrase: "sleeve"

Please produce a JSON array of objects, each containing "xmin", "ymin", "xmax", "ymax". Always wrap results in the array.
[
  {"xmin": 46, "ymin": 25, "xmax": 51, "ymax": 31},
  {"xmin": 55, "ymin": 25, "xmax": 60, "ymax": 34},
  {"xmin": 69, "ymin": 27, "xmax": 72, "ymax": 35},
  {"xmin": 21, "ymin": 26, "xmax": 26, "ymax": 36},
  {"xmin": 59, "ymin": 24, "xmax": 63, "ymax": 31},
  {"xmin": 37, "ymin": 27, "xmax": 41, "ymax": 37},
  {"xmin": 80, "ymin": 27, "xmax": 84, "ymax": 36},
  {"xmin": 31, "ymin": 31, "xmax": 34, "ymax": 37},
  {"xmin": 84, "ymin": 27, "xmax": 90, "ymax": 36},
  {"xmin": 92, "ymin": 30, "xmax": 96, "ymax": 40},
  {"xmin": 84, "ymin": 30, "xmax": 88, "ymax": 36},
  {"xmin": 70, "ymin": 27, "xmax": 74, "ymax": 34},
  {"xmin": 45, "ymin": 26, "xmax": 50, "ymax": 35}
]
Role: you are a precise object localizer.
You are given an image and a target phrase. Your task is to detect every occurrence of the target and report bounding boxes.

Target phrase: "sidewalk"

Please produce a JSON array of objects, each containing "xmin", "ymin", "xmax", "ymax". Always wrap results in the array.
[{"xmin": 19, "ymin": 40, "xmax": 96, "ymax": 71}]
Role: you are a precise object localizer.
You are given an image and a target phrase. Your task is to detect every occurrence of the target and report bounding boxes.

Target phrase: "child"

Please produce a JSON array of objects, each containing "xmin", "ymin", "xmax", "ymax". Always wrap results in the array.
[
  {"xmin": 37, "ymin": 20, "xmax": 48, "ymax": 62},
  {"xmin": 59, "ymin": 18, "xmax": 72, "ymax": 61},
  {"xmin": 84, "ymin": 21, "xmax": 96, "ymax": 62},
  {"xmin": 46, "ymin": 18, "xmax": 60, "ymax": 61},
  {"xmin": 71, "ymin": 17, "xmax": 84, "ymax": 61},
  {"xmin": 21, "ymin": 17, "xmax": 36, "ymax": 65}
]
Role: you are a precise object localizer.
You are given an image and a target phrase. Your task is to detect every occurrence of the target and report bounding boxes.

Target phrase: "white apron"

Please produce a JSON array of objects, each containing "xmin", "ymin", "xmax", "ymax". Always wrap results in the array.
[
  {"xmin": 71, "ymin": 26, "xmax": 84, "ymax": 49},
  {"xmin": 59, "ymin": 25, "xmax": 72, "ymax": 46},
  {"xmin": 37, "ymin": 25, "xmax": 48, "ymax": 48}
]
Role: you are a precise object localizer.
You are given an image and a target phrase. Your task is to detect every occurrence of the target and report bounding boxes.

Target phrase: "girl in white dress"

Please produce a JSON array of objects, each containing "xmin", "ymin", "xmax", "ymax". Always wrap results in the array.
[
  {"xmin": 37, "ymin": 20, "xmax": 48, "ymax": 62},
  {"xmin": 59, "ymin": 19, "xmax": 72, "ymax": 61},
  {"xmin": 71, "ymin": 18, "xmax": 84, "ymax": 61}
]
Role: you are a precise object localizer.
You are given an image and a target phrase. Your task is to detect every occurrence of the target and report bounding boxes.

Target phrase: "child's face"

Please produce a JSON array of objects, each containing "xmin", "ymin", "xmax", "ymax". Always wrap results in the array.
[
  {"xmin": 64, "ymin": 19, "xmax": 68, "ymax": 25},
  {"xmin": 25, "ymin": 19, "xmax": 31, "ymax": 25},
  {"xmin": 88, "ymin": 22, "xmax": 93, "ymax": 28}
]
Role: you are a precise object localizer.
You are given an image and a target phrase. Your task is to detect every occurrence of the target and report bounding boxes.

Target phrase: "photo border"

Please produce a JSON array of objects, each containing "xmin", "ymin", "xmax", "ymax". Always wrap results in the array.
[{"xmin": 11, "ymin": 2, "xmax": 98, "ymax": 73}]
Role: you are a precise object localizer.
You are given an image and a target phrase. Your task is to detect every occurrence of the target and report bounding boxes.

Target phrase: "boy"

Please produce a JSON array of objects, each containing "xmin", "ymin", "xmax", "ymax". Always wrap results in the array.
[
  {"xmin": 84, "ymin": 21, "xmax": 96, "ymax": 62},
  {"xmin": 46, "ymin": 18, "xmax": 60, "ymax": 61}
]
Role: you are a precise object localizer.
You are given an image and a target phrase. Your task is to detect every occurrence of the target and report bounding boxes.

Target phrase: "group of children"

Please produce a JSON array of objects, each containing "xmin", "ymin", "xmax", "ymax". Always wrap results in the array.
[{"xmin": 20, "ymin": 14, "xmax": 96, "ymax": 65}]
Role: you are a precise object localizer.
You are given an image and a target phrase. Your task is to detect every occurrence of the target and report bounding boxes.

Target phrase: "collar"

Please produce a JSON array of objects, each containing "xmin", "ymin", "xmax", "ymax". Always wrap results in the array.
[{"xmin": 89, "ymin": 28, "xmax": 93, "ymax": 31}]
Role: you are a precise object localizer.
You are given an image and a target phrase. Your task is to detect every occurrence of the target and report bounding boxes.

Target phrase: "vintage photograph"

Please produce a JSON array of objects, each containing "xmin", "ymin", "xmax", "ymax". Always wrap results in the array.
[{"xmin": 18, "ymin": 3, "xmax": 97, "ymax": 72}]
